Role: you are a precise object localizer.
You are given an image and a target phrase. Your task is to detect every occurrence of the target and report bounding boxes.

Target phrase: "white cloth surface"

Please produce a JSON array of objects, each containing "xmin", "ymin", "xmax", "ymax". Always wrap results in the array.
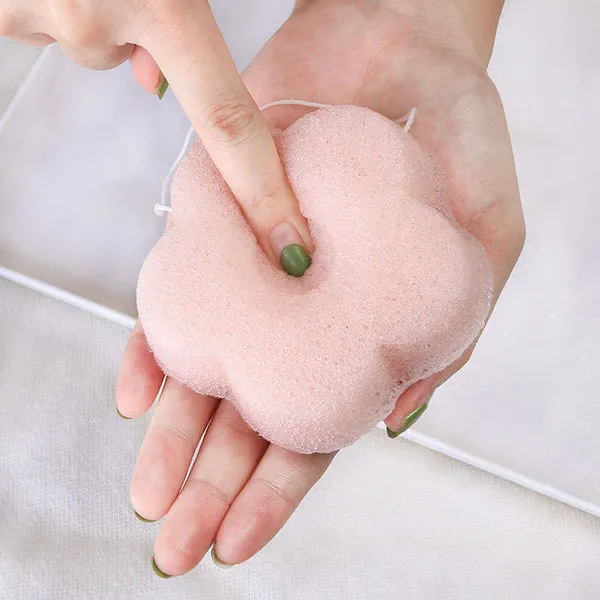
[
  {"xmin": 0, "ymin": 40, "xmax": 42, "ymax": 115},
  {"xmin": 1, "ymin": 276, "xmax": 600, "ymax": 600},
  {"xmin": 0, "ymin": 47, "xmax": 190, "ymax": 315},
  {"xmin": 1, "ymin": 0, "xmax": 599, "ymax": 515},
  {"xmin": 1, "ymin": 2, "xmax": 600, "ymax": 597}
]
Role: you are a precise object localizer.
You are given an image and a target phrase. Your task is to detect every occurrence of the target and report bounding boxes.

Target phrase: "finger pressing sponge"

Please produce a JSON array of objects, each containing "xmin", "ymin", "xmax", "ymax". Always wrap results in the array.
[{"xmin": 137, "ymin": 105, "xmax": 492, "ymax": 454}]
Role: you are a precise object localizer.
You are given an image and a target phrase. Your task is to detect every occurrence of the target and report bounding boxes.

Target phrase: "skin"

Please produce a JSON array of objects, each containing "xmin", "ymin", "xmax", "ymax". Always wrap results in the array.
[{"xmin": 115, "ymin": 0, "xmax": 525, "ymax": 576}]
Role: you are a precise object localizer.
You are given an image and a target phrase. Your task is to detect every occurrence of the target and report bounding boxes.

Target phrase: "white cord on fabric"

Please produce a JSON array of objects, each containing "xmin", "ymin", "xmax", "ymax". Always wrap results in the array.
[
  {"xmin": 153, "ymin": 101, "xmax": 418, "ymax": 216},
  {"xmin": 387, "ymin": 423, "xmax": 600, "ymax": 518},
  {"xmin": 0, "ymin": 266, "xmax": 136, "ymax": 329}
]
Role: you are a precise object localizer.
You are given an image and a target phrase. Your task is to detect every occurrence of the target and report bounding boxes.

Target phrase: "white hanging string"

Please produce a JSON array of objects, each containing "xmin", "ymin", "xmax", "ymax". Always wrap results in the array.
[
  {"xmin": 258, "ymin": 99, "xmax": 336, "ymax": 111},
  {"xmin": 401, "ymin": 107, "xmax": 417, "ymax": 133},
  {"xmin": 259, "ymin": 99, "xmax": 417, "ymax": 132},
  {"xmin": 155, "ymin": 101, "xmax": 418, "ymax": 217},
  {"xmin": 154, "ymin": 125, "xmax": 197, "ymax": 216}
]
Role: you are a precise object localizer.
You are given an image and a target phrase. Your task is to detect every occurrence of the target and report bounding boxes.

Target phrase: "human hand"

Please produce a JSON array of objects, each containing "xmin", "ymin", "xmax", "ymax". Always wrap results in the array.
[
  {"xmin": 0, "ymin": 0, "xmax": 313, "ymax": 273},
  {"xmin": 243, "ymin": 0, "xmax": 524, "ymax": 435},
  {"xmin": 117, "ymin": 323, "xmax": 334, "ymax": 577},
  {"xmin": 116, "ymin": 0, "xmax": 525, "ymax": 577}
]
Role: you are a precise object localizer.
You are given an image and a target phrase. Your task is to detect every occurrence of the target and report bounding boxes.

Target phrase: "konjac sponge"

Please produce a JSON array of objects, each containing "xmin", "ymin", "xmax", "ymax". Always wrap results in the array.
[{"xmin": 137, "ymin": 105, "xmax": 492, "ymax": 454}]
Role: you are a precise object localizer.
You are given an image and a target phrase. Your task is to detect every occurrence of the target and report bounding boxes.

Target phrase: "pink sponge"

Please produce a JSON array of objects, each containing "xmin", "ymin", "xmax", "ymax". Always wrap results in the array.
[{"xmin": 137, "ymin": 105, "xmax": 492, "ymax": 454}]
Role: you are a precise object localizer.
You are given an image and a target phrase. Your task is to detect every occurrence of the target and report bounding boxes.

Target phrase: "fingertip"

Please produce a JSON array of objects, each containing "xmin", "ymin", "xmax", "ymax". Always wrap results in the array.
[
  {"xmin": 129, "ymin": 46, "xmax": 164, "ymax": 96},
  {"xmin": 211, "ymin": 545, "xmax": 233, "ymax": 569},
  {"xmin": 116, "ymin": 405, "xmax": 133, "ymax": 420},
  {"xmin": 384, "ymin": 381, "xmax": 435, "ymax": 434},
  {"xmin": 157, "ymin": 76, "xmax": 169, "ymax": 100},
  {"xmin": 116, "ymin": 322, "xmax": 164, "ymax": 418},
  {"xmin": 268, "ymin": 221, "xmax": 313, "ymax": 277},
  {"xmin": 151, "ymin": 555, "xmax": 173, "ymax": 579}
]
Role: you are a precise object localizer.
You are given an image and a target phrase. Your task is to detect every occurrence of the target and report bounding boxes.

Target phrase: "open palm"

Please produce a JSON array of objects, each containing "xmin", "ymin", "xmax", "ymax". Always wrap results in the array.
[{"xmin": 116, "ymin": 0, "xmax": 524, "ymax": 577}]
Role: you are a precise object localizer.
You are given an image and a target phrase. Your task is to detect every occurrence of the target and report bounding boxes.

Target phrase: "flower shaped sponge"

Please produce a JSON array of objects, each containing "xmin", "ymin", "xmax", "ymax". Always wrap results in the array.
[{"xmin": 137, "ymin": 105, "xmax": 492, "ymax": 454}]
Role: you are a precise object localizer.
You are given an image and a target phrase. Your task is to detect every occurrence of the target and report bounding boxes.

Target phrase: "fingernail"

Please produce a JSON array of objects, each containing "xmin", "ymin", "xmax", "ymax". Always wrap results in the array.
[
  {"xmin": 157, "ymin": 75, "xmax": 169, "ymax": 100},
  {"xmin": 269, "ymin": 222, "xmax": 312, "ymax": 277},
  {"xmin": 134, "ymin": 510, "xmax": 156, "ymax": 523},
  {"xmin": 211, "ymin": 546, "xmax": 233, "ymax": 569},
  {"xmin": 387, "ymin": 400, "xmax": 431, "ymax": 439},
  {"xmin": 280, "ymin": 244, "xmax": 311, "ymax": 277},
  {"xmin": 151, "ymin": 556, "xmax": 172, "ymax": 579},
  {"xmin": 116, "ymin": 406, "xmax": 132, "ymax": 420}
]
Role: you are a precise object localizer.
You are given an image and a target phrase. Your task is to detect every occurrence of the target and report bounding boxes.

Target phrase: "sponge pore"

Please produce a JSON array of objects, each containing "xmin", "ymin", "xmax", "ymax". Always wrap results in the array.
[{"xmin": 137, "ymin": 105, "xmax": 492, "ymax": 454}]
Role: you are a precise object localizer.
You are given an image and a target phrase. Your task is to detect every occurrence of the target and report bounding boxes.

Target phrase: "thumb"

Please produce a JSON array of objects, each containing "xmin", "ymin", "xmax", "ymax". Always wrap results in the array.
[{"xmin": 129, "ymin": 46, "xmax": 168, "ymax": 98}]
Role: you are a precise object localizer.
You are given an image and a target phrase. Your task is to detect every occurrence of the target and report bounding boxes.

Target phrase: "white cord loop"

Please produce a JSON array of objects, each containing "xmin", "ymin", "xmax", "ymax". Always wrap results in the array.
[
  {"xmin": 155, "ymin": 126, "xmax": 197, "ymax": 217},
  {"xmin": 155, "ymin": 101, "xmax": 418, "ymax": 216}
]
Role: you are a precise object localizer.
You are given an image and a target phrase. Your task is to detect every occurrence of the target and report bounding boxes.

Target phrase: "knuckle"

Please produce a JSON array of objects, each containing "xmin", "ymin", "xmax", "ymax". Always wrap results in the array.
[
  {"xmin": 151, "ymin": 419, "xmax": 197, "ymax": 452},
  {"xmin": 254, "ymin": 478, "xmax": 297, "ymax": 513},
  {"xmin": 205, "ymin": 98, "xmax": 258, "ymax": 147},
  {"xmin": 253, "ymin": 459, "xmax": 323, "ymax": 513},
  {"xmin": 63, "ymin": 22, "xmax": 103, "ymax": 47},
  {"xmin": 185, "ymin": 477, "xmax": 232, "ymax": 508},
  {"xmin": 213, "ymin": 410, "xmax": 259, "ymax": 447},
  {"xmin": 50, "ymin": 0, "xmax": 104, "ymax": 46},
  {"xmin": 249, "ymin": 181, "xmax": 285, "ymax": 215},
  {"xmin": 77, "ymin": 46, "xmax": 132, "ymax": 71}
]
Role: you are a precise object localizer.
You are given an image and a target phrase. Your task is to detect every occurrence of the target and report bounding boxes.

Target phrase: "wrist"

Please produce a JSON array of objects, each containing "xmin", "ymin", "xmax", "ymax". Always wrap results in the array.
[
  {"xmin": 452, "ymin": 0, "xmax": 504, "ymax": 66},
  {"xmin": 294, "ymin": 0, "xmax": 504, "ymax": 68}
]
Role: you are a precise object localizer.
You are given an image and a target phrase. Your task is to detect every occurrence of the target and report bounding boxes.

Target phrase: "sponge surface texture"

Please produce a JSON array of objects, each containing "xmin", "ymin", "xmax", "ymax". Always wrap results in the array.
[{"xmin": 137, "ymin": 106, "xmax": 492, "ymax": 453}]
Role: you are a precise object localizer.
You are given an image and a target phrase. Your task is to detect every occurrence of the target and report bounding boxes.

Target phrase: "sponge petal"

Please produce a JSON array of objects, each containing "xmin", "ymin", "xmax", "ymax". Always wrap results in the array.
[{"xmin": 137, "ymin": 105, "xmax": 492, "ymax": 454}]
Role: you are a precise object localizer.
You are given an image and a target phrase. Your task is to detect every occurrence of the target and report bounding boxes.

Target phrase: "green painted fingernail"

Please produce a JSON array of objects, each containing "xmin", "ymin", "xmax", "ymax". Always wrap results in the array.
[
  {"xmin": 157, "ymin": 76, "xmax": 169, "ymax": 100},
  {"xmin": 134, "ymin": 510, "xmax": 156, "ymax": 523},
  {"xmin": 211, "ymin": 546, "xmax": 233, "ymax": 569},
  {"xmin": 387, "ymin": 402, "xmax": 429, "ymax": 439},
  {"xmin": 280, "ymin": 244, "xmax": 312, "ymax": 277},
  {"xmin": 116, "ymin": 406, "xmax": 132, "ymax": 420},
  {"xmin": 151, "ymin": 556, "xmax": 172, "ymax": 579}
]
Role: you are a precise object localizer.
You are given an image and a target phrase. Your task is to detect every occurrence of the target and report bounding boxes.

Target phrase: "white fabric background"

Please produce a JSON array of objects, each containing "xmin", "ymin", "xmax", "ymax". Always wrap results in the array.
[
  {"xmin": 0, "ymin": 45, "xmax": 190, "ymax": 315},
  {"xmin": 0, "ymin": 41, "xmax": 42, "ymax": 114},
  {"xmin": 1, "ymin": 0, "xmax": 600, "ymax": 597}
]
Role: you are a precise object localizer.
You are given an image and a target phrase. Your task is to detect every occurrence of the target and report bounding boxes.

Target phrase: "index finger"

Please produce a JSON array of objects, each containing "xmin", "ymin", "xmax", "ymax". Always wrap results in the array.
[{"xmin": 134, "ymin": 4, "xmax": 314, "ymax": 276}]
